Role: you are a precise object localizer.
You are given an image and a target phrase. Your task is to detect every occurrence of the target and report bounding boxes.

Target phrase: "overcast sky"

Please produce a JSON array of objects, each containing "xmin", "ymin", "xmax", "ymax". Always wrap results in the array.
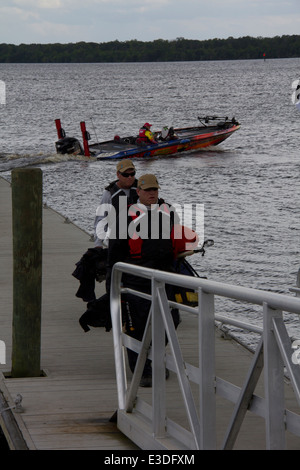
[{"xmin": 0, "ymin": 0, "xmax": 299, "ymax": 45}]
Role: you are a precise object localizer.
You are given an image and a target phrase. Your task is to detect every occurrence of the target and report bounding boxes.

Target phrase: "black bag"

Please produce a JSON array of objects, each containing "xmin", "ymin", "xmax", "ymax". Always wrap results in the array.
[
  {"xmin": 72, "ymin": 247, "xmax": 107, "ymax": 301},
  {"xmin": 79, "ymin": 293, "xmax": 129, "ymax": 333},
  {"xmin": 173, "ymin": 258, "xmax": 205, "ymax": 306},
  {"xmin": 79, "ymin": 293, "xmax": 111, "ymax": 332}
]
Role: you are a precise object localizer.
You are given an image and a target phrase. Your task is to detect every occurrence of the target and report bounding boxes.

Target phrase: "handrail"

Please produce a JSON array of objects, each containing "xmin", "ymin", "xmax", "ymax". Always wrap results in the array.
[
  {"xmin": 112, "ymin": 263, "xmax": 300, "ymax": 314},
  {"xmin": 110, "ymin": 262, "xmax": 300, "ymax": 450}
]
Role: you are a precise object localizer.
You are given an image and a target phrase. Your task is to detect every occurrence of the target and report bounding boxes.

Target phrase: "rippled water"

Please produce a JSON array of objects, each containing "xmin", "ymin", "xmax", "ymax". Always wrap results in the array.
[{"xmin": 0, "ymin": 59, "xmax": 299, "ymax": 348}]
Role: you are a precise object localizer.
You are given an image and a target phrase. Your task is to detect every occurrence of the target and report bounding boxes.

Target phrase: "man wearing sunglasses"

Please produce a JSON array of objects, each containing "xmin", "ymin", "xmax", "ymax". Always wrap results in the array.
[
  {"xmin": 75, "ymin": 160, "xmax": 138, "ymax": 326},
  {"xmin": 94, "ymin": 159, "xmax": 138, "ymax": 248}
]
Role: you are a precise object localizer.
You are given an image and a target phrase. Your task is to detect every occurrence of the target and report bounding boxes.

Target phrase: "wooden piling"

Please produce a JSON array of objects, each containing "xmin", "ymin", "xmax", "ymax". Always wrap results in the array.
[{"xmin": 11, "ymin": 168, "xmax": 42, "ymax": 378}]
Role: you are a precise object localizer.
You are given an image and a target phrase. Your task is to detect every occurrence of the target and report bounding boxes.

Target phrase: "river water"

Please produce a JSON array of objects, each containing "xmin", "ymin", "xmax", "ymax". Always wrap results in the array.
[{"xmin": 0, "ymin": 59, "xmax": 299, "ymax": 349}]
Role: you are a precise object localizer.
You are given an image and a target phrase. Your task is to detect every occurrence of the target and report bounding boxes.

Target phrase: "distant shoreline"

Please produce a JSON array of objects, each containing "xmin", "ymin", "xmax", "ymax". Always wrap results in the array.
[{"xmin": 0, "ymin": 35, "xmax": 299, "ymax": 63}]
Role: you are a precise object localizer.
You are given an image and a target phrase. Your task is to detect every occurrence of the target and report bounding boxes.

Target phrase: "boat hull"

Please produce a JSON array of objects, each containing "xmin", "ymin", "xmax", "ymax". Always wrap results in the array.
[{"xmin": 94, "ymin": 124, "xmax": 240, "ymax": 160}]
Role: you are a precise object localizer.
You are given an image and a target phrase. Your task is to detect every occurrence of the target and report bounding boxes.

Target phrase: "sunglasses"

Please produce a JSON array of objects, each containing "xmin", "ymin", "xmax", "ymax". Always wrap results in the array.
[
  {"xmin": 120, "ymin": 171, "xmax": 136, "ymax": 178},
  {"xmin": 142, "ymin": 187, "xmax": 158, "ymax": 192}
]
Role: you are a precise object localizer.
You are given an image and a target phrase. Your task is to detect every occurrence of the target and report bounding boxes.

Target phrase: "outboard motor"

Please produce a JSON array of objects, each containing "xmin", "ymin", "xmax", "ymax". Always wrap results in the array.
[{"xmin": 55, "ymin": 136, "xmax": 84, "ymax": 155}]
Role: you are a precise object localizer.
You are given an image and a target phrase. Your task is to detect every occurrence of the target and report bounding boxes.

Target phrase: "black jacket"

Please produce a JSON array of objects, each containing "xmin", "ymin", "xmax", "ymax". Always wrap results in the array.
[{"xmin": 107, "ymin": 199, "xmax": 179, "ymax": 292}]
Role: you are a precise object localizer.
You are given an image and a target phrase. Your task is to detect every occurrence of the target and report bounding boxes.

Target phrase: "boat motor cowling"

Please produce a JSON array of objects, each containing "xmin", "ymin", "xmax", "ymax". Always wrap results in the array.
[{"xmin": 55, "ymin": 137, "xmax": 84, "ymax": 155}]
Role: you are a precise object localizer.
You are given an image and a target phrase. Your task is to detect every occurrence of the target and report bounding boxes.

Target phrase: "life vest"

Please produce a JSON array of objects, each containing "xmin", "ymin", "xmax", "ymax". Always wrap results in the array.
[
  {"xmin": 138, "ymin": 127, "xmax": 148, "ymax": 143},
  {"xmin": 95, "ymin": 180, "xmax": 138, "ymax": 247},
  {"xmin": 127, "ymin": 201, "xmax": 198, "ymax": 262},
  {"xmin": 138, "ymin": 127, "xmax": 156, "ymax": 144},
  {"xmin": 172, "ymin": 225, "xmax": 199, "ymax": 258},
  {"xmin": 105, "ymin": 179, "xmax": 138, "ymax": 212},
  {"xmin": 127, "ymin": 201, "xmax": 174, "ymax": 264}
]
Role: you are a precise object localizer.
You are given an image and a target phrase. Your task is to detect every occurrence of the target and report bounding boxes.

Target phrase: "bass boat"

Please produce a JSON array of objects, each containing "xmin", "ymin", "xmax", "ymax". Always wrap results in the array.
[{"xmin": 55, "ymin": 116, "xmax": 240, "ymax": 160}]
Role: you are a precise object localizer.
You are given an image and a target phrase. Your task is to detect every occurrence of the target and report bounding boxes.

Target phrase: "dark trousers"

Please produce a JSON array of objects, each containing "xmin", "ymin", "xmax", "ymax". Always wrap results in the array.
[{"xmin": 124, "ymin": 287, "xmax": 180, "ymax": 377}]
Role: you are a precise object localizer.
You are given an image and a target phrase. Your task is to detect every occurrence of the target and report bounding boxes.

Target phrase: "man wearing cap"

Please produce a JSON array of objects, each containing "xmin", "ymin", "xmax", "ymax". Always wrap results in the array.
[
  {"xmin": 94, "ymin": 159, "xmax": 138, "ymax": 248},
  {"xmin": 107, "ymin": 173, "xmax": 180, "ymax": 282},
  {"xmin": 107, "ymin": 174, "xmax": 187, "ymax": 387},
  {"xmin": 138, "ymin": 122, "xmax": 158, "ymax": 145},
  {"xmin": 74, "ymin": 160, "xmax": 138, "ymax": 324}
]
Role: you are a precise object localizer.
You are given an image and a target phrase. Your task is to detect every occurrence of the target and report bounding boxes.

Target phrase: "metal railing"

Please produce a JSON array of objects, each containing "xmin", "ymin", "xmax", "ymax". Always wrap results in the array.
[{"xmin": 110, "ymin": 262, "xmax": 300, "ymax": 450}]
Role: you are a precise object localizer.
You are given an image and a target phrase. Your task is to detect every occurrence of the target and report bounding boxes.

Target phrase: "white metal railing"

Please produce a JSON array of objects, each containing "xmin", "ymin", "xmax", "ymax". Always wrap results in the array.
[{"xmin": 110, "ymin": 262, "xmax": 300, "ymax": 450}]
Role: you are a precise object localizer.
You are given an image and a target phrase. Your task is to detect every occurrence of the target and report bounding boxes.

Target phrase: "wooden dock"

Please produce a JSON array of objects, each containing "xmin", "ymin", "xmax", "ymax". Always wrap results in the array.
[
  {"xmin": 0, "ymin": 176, "xmax": 137, "ymax": 450},
  {"xmin": 1, "ymin": 176, "xmax": 300, "ymax": 450}
]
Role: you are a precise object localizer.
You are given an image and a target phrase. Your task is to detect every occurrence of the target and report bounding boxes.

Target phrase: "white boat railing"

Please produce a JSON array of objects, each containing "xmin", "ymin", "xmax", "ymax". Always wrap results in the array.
[{"xmin": 110, "ymin": 262, "xmax": 300, "ymax": 450}]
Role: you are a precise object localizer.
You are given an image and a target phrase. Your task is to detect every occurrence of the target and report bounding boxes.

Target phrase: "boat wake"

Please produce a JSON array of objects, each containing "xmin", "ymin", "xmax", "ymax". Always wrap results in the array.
[{"xmin": 0, "ymin": 152, "xmax": 92, "ymax": 173}]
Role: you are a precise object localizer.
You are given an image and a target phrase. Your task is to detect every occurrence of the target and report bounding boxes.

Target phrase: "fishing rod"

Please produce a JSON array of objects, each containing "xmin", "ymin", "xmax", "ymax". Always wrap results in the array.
[{"xmin": 90, "ymin": 117, "xmax": 99, "ymax": 142}]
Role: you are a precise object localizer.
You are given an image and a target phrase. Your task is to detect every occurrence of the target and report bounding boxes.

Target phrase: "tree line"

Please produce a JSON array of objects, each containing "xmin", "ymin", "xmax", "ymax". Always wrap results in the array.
[{"xmin": 0, "ymin": 36, "xmax": 299, "ymax": 63}]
